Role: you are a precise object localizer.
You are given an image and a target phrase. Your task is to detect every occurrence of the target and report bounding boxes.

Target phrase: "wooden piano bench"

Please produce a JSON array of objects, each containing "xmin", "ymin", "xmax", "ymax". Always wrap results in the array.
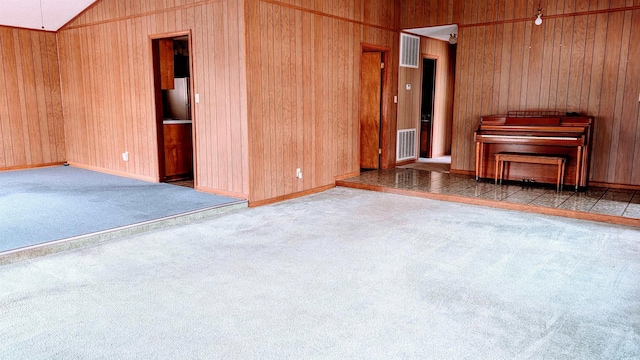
[{"xmin": 494, "ymin": 152, "xmax": 566, "ymax": 191}]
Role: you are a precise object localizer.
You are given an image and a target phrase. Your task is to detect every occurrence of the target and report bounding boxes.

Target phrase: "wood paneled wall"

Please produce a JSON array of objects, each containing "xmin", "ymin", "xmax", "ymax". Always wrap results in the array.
[
  {"xmin": 0, "ymin": 27, "xmax": 65, "ymax": 170},
  {"xmin": 397, "ymin": 37, "xmax": 455, "ymax": 158},
  {"xmin": 401, "ymin": 0, "xmax": 640, "ymax": 29},
  {"xmin": 58, "ymin": 0, "xmax": 249, "ymax": 197},
  {"xmin": 400, "ymin": 0, "xmax": 640, "ymax": 186},
  {"xmin": 245, "ymin": 0, "xmax": 401, "ymax": 203}
]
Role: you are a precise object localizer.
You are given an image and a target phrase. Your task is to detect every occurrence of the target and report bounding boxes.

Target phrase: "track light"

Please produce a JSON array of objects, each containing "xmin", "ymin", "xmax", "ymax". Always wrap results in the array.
[{"xmin": 448, "ymin": 34, "xmax": 458, "ymax": 45}]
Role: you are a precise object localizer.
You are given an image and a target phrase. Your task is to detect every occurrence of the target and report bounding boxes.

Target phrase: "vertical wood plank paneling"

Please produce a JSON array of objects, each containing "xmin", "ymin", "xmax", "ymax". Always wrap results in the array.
[
  {"xmin": 246, "ymin": 0, "xmax": 263, "ymax": 199},
  {"xmin": 58, "ymin": 0, "xmax": 249, "ymax": 196},
  {"xmin": 451, "ymin": 27, "xmax": 466, "ymax": 170},
  {"xmin": 593, "ymin": 12, "xmax": 622, "ymax": 181},
  {"xmin": 525, "ymin": 24, "xmax": 544, "ymax": 109},
  {"xmin": 567, "ymin": 16, "xmax": 588, "ymax": 112},
  {"xmin": 491, "ymin": 24, "xmax": 503, "ymax": 114},
  {"xmin": 403, "ymin": 1, "xmax": 640, "ymax": 186},
  {"xmin": 507, "ymin": 22, "xmax": 525, "ymax": 111},
  {"xmin": 519, "ymin": 21, "xmax": 532, "ymax": 109},
  {"xmin": 6, "ymin": 30, "xmax": 27, "ymax": 166},
  {"xmin": 498, "ymin": 23, "xmax": 513, "ymax": 112},
  {"xmin": 629, "ymin": 10, "xmax": 640, "ymax": 184},
  {"xmin": 619, "ymin": 9, "xmax": 640, "ymax": 184},
  {"xmin": 481, "ymin": 26, "xmax": 495, "ymax": 116},
  {"xmin": 281, "ymin": 6, "xmax": 293, "ymax": 192},
  {"xmin": 245, "ymin": 0, "xmax": 400, "ymax": 202},
  {"xmin": 0, "ymin": 27, "xmax": 64, "ymax": 170},
  {"xmin": 31, "ymin": 33, "xmax": 50, "ymax": 164},
  {"xmin": 16, "ymin": 31, "xmax": 36, "ymax": 165},
  {"xmin": 469, "ymin": 26, "xmax": 484, "ymax": 169},
  {"xmin": 545, "ymin": 18, "xmax": 561, "ymax": 110},
  {"xmin": 585, "ymin": 13, "xmax": 608, "ymax": 181},
  {"xmin": 555, "ymin": 17, "xmax": 574, "ymax": 113},
  {"xmin": 0, "ymin": 31, "xmax": 11, "ymax": 167},
  {"xmin": 608, "ymin": 9, "xmax": 633, "ymax": 183},
  {"xmin": 579, "ymin": 13, "xmax": 597, "ymax": 114}
]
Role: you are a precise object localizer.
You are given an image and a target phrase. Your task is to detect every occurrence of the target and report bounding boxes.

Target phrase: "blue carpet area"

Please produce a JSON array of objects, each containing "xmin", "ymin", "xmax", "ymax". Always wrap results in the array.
[{"xmin": 0, "ymin": 166, "xmax": 242, "ymax": 252}]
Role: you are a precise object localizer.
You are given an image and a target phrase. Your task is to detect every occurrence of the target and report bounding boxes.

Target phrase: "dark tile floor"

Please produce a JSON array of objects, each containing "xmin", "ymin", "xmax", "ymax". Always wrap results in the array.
[
  {"xmin": 339, "ymin": 168, "xmax": 640, "ymax": 220},
  {"xmin": 167, "ymin": 179, "xmax": 195, "ymax": 188}
]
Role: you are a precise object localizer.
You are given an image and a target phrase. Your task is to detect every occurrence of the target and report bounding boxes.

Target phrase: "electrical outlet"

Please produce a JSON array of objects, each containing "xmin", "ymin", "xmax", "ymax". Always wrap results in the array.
[{"xmin": 122, "ymin": 151, "xmax": 129, "ymax": 162}]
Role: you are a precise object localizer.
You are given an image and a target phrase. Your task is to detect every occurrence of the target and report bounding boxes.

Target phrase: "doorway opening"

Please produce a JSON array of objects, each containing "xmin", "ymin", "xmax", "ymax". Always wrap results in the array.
[
  {"xmin": 420, "ymin": 57, "xmax": 436, "ymax": 159},
  {"xmin": 403, "ymin": 25, "xmax": 457, "ymax": 169},
  {"xmin": 152, "ymin": 32, "xmax": 195, "ymax": 188}
]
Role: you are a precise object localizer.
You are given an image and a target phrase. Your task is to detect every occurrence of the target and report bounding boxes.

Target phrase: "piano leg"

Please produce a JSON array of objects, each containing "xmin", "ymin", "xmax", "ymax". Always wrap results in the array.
[
  {"xmin": 475, "ymin": 141, "xmax": 483, "ymax": 181},
  {"xmin": 475, "ymin": 142, "xmax": 480, "ymax": 181}
]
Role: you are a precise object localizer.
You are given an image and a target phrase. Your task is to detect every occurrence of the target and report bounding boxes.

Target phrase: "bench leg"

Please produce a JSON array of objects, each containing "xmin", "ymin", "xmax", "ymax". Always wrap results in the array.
[
  {"xmin": 560, "ymin": 162, "xmax": 565, "ymax": 189},
  {"xmin": 556, "ymin": 160, "xmax": 561, "ymax": 191}
]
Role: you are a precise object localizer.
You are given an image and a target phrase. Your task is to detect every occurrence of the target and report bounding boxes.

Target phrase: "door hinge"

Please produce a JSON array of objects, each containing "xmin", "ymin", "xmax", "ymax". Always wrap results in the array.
[
  {"xmin": 379, "ymin": 148, "xmax": 382, "ymax": 154},
  {"xmin": 381, "ymin": 62, "xmax": 385, "ymax": 69}
]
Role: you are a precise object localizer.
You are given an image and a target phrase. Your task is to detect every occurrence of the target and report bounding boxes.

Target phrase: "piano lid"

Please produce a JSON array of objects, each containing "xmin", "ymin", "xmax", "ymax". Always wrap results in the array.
[
  {"xmin": 479, "ymin": 110, "xmax": 591, "ymax": 128},
  {"xmin": 477, "ymin": 125, "xmax": 589, "ymax": 134}
]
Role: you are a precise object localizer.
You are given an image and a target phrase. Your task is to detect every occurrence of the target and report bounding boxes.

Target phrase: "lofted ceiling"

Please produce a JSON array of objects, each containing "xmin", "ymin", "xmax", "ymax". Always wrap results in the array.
[{"xmin": 0, "ymin": 0, "xmax": 97, "ymax": 31}]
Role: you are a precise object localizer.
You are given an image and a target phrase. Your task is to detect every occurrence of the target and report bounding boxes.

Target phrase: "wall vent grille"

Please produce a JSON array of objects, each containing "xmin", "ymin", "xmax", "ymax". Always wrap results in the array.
[
  {"xmin": 399, "ymin": 33, "xmax": 420, "ymax": 68},
  {"xmin": 396, "ymin": 128, "xmax": 417, "ymax": 161}
]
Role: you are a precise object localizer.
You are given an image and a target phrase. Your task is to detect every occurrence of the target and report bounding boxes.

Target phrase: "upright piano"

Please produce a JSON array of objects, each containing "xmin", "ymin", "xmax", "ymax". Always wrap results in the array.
[{"xmin": 474, "ymin": 111, "xmax": 592, "ymax": 190}]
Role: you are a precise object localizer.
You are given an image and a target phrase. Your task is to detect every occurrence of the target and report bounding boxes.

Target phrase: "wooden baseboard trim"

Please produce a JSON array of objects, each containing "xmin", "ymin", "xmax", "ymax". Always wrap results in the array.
[
  {"xmin": 249, "ymin": 184, "xmax": 335, "ymax": 207},
  {"xmin": 450, "ymin": 169, "xmax": 475, "ymax": 176},
  {"xmin": 336, "ymin": 181, "xmax": 640, "ymax": 228},
  {"xmin": 589, "ymin": 182, "xmax": 640, "ymax": 191},
  {"xmin": 0, "ymin": 162, "xmax": 65, "ymax": 172},
  {"xmin": 196, "ymin": 185, "xmax": 248, "ymax": 200},
  {"xmin": 394, "ymin": 159, "xmax": 416, "ymax": 167},
  {"xmin": 67, "ymin": 162, "xmax": 157, "ymax": 182},
  {"xmin": 335, "ymin": 171, "xmax": 360, "ymax": 181}
]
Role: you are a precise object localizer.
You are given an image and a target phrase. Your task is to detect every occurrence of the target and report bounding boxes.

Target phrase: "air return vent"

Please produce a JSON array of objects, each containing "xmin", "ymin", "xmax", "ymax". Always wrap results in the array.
[
  {"xmin": 399, "ymin": 33, "xmax": 420, "ymax": 68},
  {"xmin": 396, "ymin": 128, "xmax": 417, "ymax": 162}
]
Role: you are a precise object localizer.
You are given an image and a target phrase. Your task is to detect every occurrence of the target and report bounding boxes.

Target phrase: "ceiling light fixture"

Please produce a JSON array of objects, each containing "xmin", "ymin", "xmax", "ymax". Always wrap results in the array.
[
  {"xmin": 448, "ymin": 34, "xmax": 458, "ymax": 45},
  {"xmin": 534, "ymin": 2, "xmax": 543, "ymax": 26}
]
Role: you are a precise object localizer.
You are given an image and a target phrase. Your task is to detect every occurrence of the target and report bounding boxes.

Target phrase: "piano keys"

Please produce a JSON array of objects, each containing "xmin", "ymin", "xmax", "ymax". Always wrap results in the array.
[{"xmin": 474, "ymin": 111, "xmax": 592, "ymax": 190}]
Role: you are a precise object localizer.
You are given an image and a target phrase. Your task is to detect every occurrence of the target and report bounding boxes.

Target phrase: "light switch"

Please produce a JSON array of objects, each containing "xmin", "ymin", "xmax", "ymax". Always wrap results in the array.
[
  {"xmin": 406, "ymin": 84, "xmax": 411, "ymax": 91},
  {"xmin": 195, "ymin": 94, "xmax": 200, "ymax": 103}
]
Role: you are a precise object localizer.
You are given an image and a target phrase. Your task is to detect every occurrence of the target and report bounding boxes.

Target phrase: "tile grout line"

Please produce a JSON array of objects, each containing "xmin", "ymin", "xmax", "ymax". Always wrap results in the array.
[
  {"xmin": 620, "ymin": 190, "xmax": 636, "ymax": 217},
  {"xmin": 586, "ymin": 188, "xmax": 609, "ymax": 213}
]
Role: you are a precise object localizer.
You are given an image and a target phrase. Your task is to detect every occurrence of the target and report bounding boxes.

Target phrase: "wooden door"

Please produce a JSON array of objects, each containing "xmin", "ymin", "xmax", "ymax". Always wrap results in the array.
[
  {"xmin": 360, "ymin": 52, "xmax": 382, "ymax": 169},
  {"xmin": 163, "ymin": 123, "xmax": 193, "ymax": 179}
]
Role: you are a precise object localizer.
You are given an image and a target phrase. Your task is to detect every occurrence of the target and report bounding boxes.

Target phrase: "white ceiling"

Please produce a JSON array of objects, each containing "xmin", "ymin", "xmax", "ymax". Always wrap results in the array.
[
  {"xmin": 0, "ymin": 0, "xmax": 96, "ymax": 31},
  {"xmin": 404, "ymin": 24, "xmax": 458, "ymax": 42}
]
